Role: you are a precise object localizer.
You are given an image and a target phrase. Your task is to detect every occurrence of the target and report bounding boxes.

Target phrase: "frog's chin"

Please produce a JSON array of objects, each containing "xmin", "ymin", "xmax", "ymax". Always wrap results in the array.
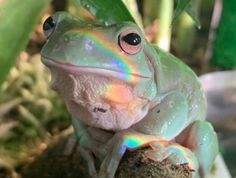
[
  {"xmin": 41, "ymin": 57, "xmax": 150, "ymax": 83},
  {"xmin": 67, "ymin": 99, "xmax": 149, "ymax": 131},
  {"xmin": 66, "ymin": 99, "xmax": 148, "ymax": 131}
]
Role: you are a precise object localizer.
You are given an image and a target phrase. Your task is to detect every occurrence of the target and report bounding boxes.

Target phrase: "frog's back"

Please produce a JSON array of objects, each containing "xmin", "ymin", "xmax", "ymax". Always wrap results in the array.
[{"xmin": 153, "ymin": 46, "xmax": 207, "ymax": 123}]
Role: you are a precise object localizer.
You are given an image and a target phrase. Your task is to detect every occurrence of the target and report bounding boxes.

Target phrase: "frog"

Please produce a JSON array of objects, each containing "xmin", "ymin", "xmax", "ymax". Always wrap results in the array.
[{"xmin": 41, "ymin": 12, "xmax": 218, "ymax": 178}]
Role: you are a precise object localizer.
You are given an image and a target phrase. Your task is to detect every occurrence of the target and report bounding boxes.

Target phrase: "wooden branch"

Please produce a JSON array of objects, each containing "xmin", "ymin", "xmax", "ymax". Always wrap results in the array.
[{"xmin": 21, "ymin": 135, "xmax": 191, "ymax": 178}]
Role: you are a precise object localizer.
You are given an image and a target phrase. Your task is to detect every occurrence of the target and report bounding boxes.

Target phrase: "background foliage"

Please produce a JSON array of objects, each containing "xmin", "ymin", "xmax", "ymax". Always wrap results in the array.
[
  {"xmin": 0, "ymin": 0, "xmax": 235, "ymax": 177},
  {"xmin": 0, "ymin": 0, "xmax": 50, "ymax": 86}
]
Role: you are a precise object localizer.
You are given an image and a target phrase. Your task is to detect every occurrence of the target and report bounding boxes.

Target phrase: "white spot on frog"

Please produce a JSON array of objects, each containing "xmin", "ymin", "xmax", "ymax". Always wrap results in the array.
[
  {"xmin": 160, "ymin": 122, "xmax": 168, "ymax": 135},
  {"xmin": 85, "ymin": 40, "xmax": 93, "ymax": 51},
  {"xmin": 168, "ymin": 101, "xmax": 174, "ymax": 108}
]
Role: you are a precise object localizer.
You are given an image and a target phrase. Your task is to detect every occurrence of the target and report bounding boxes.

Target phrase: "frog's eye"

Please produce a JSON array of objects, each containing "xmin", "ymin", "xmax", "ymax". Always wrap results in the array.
[
  {"xmin": 43, "ymin": 16, "xmax": 56, "ymax": 38},
  {"xmin": 118, "ymin": 30, "xmax": 142, "ymax": 55}
]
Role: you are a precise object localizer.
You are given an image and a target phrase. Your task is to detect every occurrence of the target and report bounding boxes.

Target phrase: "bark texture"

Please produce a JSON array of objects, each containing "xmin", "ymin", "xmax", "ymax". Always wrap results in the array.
[{"xmin": 21, "ymin": 135, "xmax": 191, "ymax": 178}]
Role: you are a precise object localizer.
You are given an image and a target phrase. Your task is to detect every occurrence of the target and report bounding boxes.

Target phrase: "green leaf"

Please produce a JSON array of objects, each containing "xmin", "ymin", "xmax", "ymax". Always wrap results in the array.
[
  {"xmin": 0, "ymin": 0, "xmax": 51, "ymax": 86},
  {"xmin": 172, "ymin": 0, "xmax": 191, "ymax": 24},
  {"xmin": 75, "ymin": 0, "xmax": 135, "ymax": 25},
  {"xmin": 172, "ymin": 0, "xmax": 190, "ymax": 23},
  {"xmin": 172, "ymin": 0, "xmax": 201, "ymax": 28},
  {"xmin": 185, "ymin": 3, "xmax": 201, "ymax": 29}
]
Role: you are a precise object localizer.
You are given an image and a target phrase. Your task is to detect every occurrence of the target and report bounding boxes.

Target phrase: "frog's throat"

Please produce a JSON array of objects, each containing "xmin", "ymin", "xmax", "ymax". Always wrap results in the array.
[{"xmin": 41, "ymin": 57, "xmax": 151, "ymax": 83}]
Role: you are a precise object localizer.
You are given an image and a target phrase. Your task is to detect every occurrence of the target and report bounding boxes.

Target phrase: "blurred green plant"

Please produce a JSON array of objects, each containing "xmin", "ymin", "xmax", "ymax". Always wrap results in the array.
[
  {"xmin": 0, "ymin": 0, "xmax": 51, "ymax": 86},
  {"xmin": 74, "ymin": 0, "xmax": 135, "ymax": 25},
  {"xmin": 75, "ymin": 0, "xmax": 199, "ymax": 27},
  {"xmin": 0, "ymin": 0, "xmax": 201, "ymax": 88},
  {"xmin": 0, "ymin": 0, "xmax": 203, "ymax": 175},
  {"xmin": 74, "ymin": 0, "xmax": 200, "ymax": 52},
  {"xmin": 175, "ymin": 0, "xmax": 202, "ymax": 55},
  {"xmin": 0, "ymin": 53, "xmax": 69, "ymax": 172},
  {"xmin": 211, "ymin": 0, "xmax": 236, "ymax": 69},
  {"xmin": 172, "ymin": 0, "xmax": 201, "ymax": 28}
]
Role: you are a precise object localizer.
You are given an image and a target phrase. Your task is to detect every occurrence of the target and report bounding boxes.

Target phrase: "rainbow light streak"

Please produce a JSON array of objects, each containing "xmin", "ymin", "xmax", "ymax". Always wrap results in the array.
[
  {"xmin": 120, "ymin": 135, "xmax": 148, "ymax": 155},
  {"xmin": 122, "ymin": 139, "xmax": 194, "ymax": 169},
  {"xmin": 124, "ymin": 137, "xmax": 143, "ymax": 148},
  {"xmin": 101, "ymin": 84, "xmax": 133, "ymax": 103},
  {"xmin": 167, "ymin": 144, "xmax": 194, "ymax": 169},
  {"xmin": 69, "ymin": 29, "xmax": 138, "ymax": 83}
]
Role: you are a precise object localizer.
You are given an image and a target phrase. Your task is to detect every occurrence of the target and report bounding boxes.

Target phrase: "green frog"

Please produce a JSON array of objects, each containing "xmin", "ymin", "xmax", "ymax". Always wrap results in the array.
[{"xmin": 41, "ymin": 12, "xmax": 218, "ymax": 178}]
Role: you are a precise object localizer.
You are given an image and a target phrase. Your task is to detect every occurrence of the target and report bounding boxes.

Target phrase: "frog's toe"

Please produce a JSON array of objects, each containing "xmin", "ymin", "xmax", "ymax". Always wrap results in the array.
[
  {"xmin": 167, "ymin": 146, "xmax": 200, "ymax": 178},
  {"xmin": 144, "ymin": 141, "xmax": 199, "ymax": 172},
  {"xmin": 166, "ymin": 144, "xmax": 199, "ymax": 172},
  {"xmin": 168, "ymin": 152, "xmax": 186, "ymax": 165},
  {"xmin": 143, "ymin": 149, "xmax": 168, "ymax": 162},
  {"xmin": 63, "ymin": 133, "xmax": 78, "ymax": 156},
  {"xmin": 99, "ymin": 151, "xmax": 122, "ymax": 178},
  {"xmin": 99, "ymin": 171, "xmax": 113, "ymax": 178},
  {"xmin": 99, "ymin": 137, "xmax": 126, "ymax": 178},
  {"xmin": 144, "ymin": 141, "xmax": 170, "ymax": 162},
  {"xmin": 79, "ymin": 146, "xmax": 98, "ymax": 176}
]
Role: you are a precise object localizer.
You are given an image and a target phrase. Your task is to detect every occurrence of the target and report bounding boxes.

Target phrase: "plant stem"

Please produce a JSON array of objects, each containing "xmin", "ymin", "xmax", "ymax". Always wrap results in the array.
[
  {"xmin": 143, "ymin": 0, "xmax": 160, "ymax": 26},
  {"xmin": 122, "ymin": 0, "xmax": 143, "ymax": 28},
  {"xmin": 175, "ymin": 0, "xmax": 202, "ymax": 56},
  {"xmin": 155, "ymin": 0, "xmax": 173, "ymax": 51}
]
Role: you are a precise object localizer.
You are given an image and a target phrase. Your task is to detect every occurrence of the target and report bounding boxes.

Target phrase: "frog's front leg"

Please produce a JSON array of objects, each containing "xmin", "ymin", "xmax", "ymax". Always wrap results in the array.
[
  {"xmin": 71, "ymin": 117, "xmax": 113, "ymax": 177},
  {"xmin": 99, "ymin": 92, "xmax": 191, "ymax": 178},
  {"xmin": 176, "ymin": 120, "xmax": 219, "ymax": 177},
  {"xmin": 134, "ymin": 91, "xmax": 189, "ymax": 141},
  {"xmin": 99, "ymin": 129, "xmax": 162, "ymax": 178}
]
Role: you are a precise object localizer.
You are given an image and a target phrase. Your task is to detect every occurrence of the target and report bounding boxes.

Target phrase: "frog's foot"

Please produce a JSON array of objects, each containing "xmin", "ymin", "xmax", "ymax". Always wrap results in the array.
[
  {"xmin": 176, "ymin": 120, "xmax": 218, "ymax": 177},
  {"xmin": 62, "ymin": 134, "xmax": 97, "ymax": 177},
  {"xmin": 64, "ymin": 133, "xmax": 78, "ymax": 156},
  {"xmin": 80, "ymin": 146, "xmax": 99, "ymax": 177},
  {"xmin": 144, "ymin": 141, "xmax": 199, "ymax": 173},
  {"xmin": 98, "ymin": 130, "xmax": 161, "ymax": 178}
]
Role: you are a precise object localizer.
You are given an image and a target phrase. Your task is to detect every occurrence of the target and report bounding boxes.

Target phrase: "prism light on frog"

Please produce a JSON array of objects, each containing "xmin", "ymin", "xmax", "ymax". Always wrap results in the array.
[{"xmin": 41, "ymin": 12, "xmax": 218, "ymax": 178}]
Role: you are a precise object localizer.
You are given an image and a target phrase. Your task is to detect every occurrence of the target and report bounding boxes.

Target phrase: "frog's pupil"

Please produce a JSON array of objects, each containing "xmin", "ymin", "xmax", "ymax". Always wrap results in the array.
[
  {"xmin": 43, "ymin": 17, "xmax": 55, "ymax": 31},
  {"xmin": 122, "ymin": 33, "xmax": 141, "ymax": 46}
]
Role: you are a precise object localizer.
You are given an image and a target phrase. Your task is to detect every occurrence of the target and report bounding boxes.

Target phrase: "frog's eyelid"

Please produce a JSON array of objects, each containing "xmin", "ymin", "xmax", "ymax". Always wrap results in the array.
[
  {"xmin": 118, "ymin": 29, "xmax": 142, "ymax": 55},
  {"xmin": 43, "ymin": 15, "xmax": 59, "ymax": 38},
  {"xmin": 116, "ymin": 22, "xmax": 145, "ymax": 38}
]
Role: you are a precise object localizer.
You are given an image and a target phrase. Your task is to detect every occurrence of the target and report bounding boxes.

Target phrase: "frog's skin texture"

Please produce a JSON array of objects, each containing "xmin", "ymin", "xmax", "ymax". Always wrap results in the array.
[{"xmin": 41, "ymin": 12, "xmax": 218, "ymax": 178}]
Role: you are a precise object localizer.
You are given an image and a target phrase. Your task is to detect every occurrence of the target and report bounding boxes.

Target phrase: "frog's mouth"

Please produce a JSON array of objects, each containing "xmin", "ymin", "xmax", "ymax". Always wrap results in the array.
[{"xmin": 41, "ymin": 57, "xmax": 151, "ymax": 82}]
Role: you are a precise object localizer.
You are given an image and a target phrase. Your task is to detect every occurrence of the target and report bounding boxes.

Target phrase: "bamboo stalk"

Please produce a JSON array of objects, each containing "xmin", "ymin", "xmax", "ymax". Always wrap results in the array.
[
  {"xmin": 122, "ymin": 0, "xmax": 143, "ymax": 28},
  {"xmin": 143, "ymin": 0, "xmax": 160, "ymax": 26},
  {"xmin": 155, "ymin": 0, "xmax": 174, "ymax": 51},
  {"xmin": 175, "ymin": 0, "xmax": 202, "ymax": 56}
]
